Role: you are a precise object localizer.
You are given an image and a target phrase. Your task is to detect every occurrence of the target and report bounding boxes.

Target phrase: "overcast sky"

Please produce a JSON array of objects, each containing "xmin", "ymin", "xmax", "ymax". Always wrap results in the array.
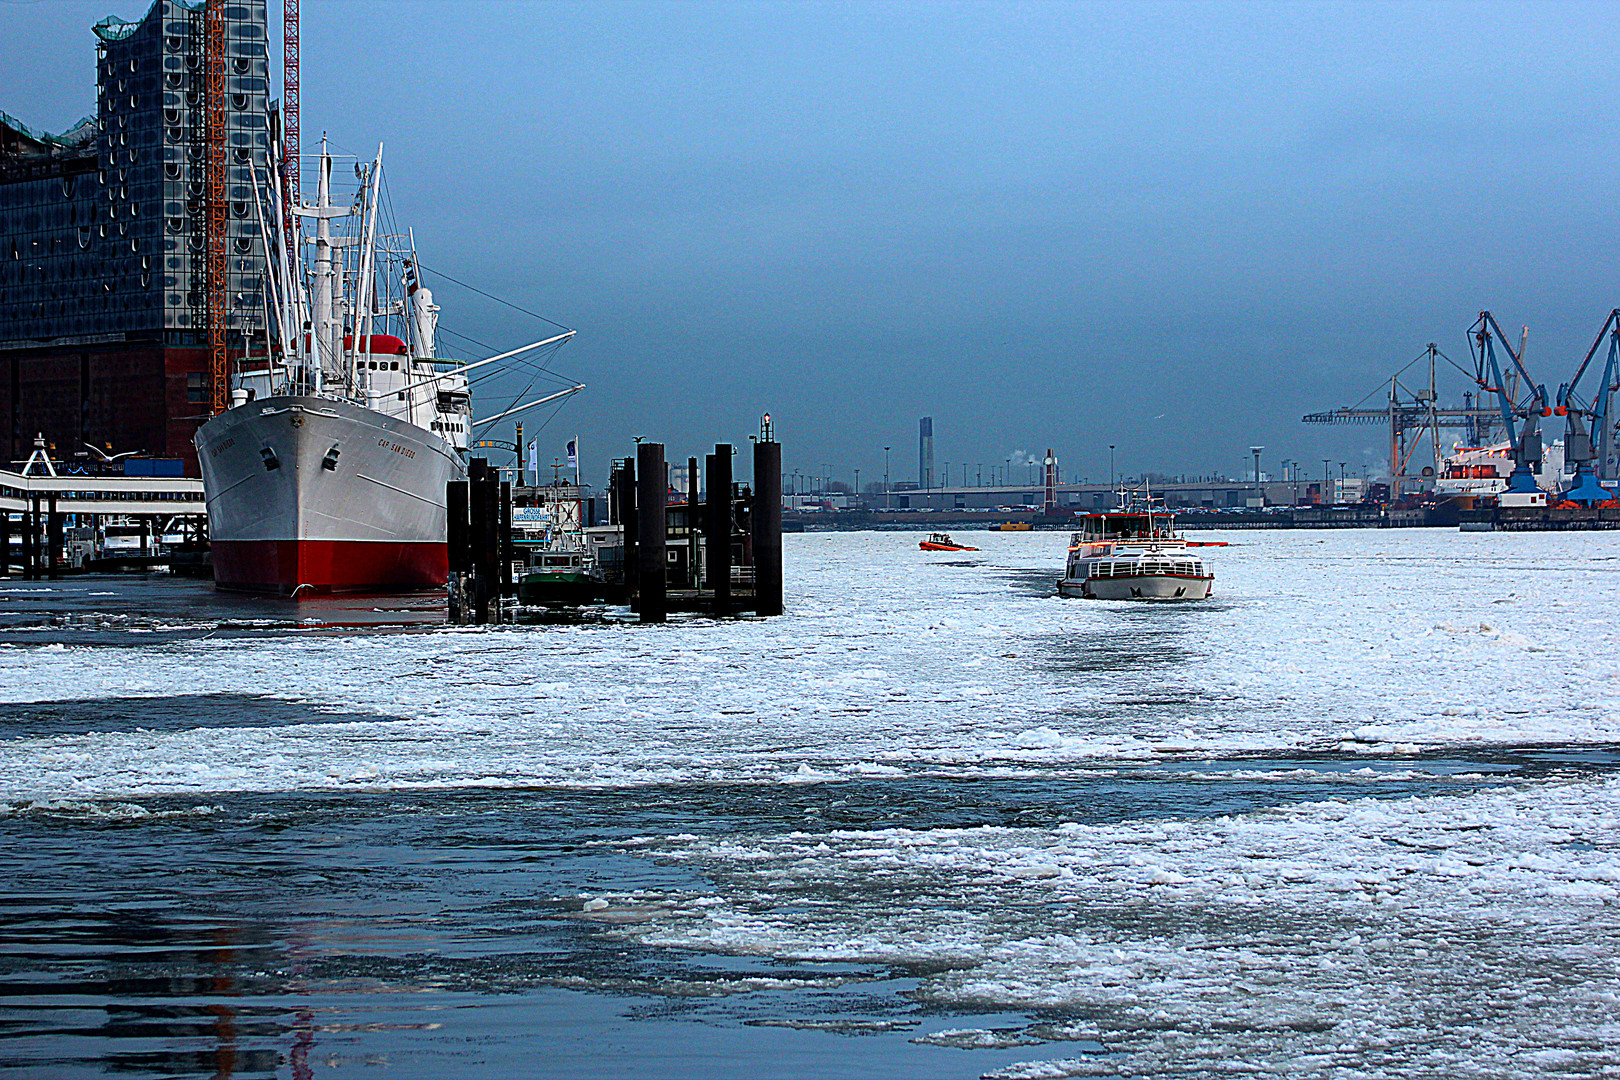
[{"xmin": 5, "ymin": 0, "xmax": 1620, "ymax": 487}]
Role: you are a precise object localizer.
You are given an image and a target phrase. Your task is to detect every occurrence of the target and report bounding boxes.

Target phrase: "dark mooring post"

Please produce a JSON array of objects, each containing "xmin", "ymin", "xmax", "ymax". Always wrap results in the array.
[
  {"xmin": 753, "ymin": 436, "xmax": 783, "ymax": 616},
  {"xmin": 636, "ymin": 441, "xmax": 667, "ymax": 623},
  {"xmin": 446, "ymin": 477, "xmax": 470, "ymax": 623},
  {"xmin": 687, "ymin": 455, "xmax": 700, "ymax": 588},
  {"xmin": 468, "ymin": 457, "xmax": 497, "ymax": 625},
  {"xmin": 620, "ymin": 456, "xmax": 638, "ymax": 607},
  {"xmin": 706, "ymin": 444, "xmax": 732, "ymax": 615},
  {"xmin": 45, "ymin": 495, "xmax": 60, "ymax": 580},
  {"xmin": 0, "ymin": 502, "xmax": 11, "ymax": 577},
  {"xmin": 24, "ymin": 494, "xmax": 38, "ymax": 581},
  {"xmin": 499, "ymin": 480, "xmax": 513, "ymax": 602},
  {"xmin": 478, "ymin": 474, "xmax": 501, "ymax": 624}
]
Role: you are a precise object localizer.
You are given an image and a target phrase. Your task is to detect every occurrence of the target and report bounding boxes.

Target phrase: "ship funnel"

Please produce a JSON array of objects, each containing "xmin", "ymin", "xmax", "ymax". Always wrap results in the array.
[{"xmin": 413, "ymin": 286, "xmax": 439, "ymax": 358}]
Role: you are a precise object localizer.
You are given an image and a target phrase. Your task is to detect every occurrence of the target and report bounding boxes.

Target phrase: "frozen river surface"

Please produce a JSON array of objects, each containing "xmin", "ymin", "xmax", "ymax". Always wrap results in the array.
[{"xmin": 4, "ymin": 529, "xmax": 1620, "ymax": 1078}]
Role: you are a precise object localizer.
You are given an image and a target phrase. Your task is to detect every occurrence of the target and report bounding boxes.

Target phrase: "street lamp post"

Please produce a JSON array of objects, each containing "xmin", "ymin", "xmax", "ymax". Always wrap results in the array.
[
  {"xmin": 1322, "ymin": 459, "xmax": 1330, "ymax": 504},
  {"xmin": 1109, "ymin": 445, "xmax": 1116, "ymax": 492},
  {"xmin": 883, "ymin": 446, "xmax": 891, "ymax": 510},
  {"xmin": 1339, "ymin": 461, "xmax": 1347, "ymax": 504},
  {"xmin": 1250, "ymin": 446, "xmax": 1264, "ymax": 506}
]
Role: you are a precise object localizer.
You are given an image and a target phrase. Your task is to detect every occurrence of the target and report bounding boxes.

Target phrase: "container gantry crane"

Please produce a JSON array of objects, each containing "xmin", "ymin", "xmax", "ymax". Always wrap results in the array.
[
  {"xmin": 1468, "ymin": 310, "xmax": 1549, "ymax": 496},
  {"xmin": 1554, "ymin": 309, "xmax": 1620, "ymax": 505},
  {"xmin": 1301, "ymin": 343, "xmax": 1497, "ymax": 492}
]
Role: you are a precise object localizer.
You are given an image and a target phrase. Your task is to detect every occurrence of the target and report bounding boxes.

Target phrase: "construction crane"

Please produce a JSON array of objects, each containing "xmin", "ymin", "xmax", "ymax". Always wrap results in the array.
[
  {"xmin": 1301, "ymin": 343, "xmax": 1497, "ymax": 492},
  {"xmin": 1554, "ymin": 309, "xmax": 1620, "ymax": 505},
  {"xmin": 282, "ymin": 0, "xmax": 299, "ymax": 242},
  {"xmin": 204, "ymin": 0, "xmax": 227, "ymax": 415},
  {"xmin": 1468, "ymin": 310, "xmax": 1549, "ymax": 496}
]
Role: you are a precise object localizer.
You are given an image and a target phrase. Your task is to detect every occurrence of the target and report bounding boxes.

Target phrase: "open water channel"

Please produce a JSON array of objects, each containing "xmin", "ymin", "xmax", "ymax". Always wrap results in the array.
[{"xmin": 3, "ymin": 530, "xmax": 1620, "ymax": 1078}]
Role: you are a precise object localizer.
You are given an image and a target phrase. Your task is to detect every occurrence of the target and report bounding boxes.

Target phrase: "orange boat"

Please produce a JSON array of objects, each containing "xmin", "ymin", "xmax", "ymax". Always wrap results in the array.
[{"xmin": 920, "ymin": 532, "xmax": 979, "ymax": 552}]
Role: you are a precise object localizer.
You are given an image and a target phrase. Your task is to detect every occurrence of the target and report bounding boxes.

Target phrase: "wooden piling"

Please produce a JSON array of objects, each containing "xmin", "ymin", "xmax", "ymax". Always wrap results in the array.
[
  {"xmin": 753, "ymin": 438, "xmax": 783, "ymax": 616},
  {"xmin": 0, "ymin": 504, "xmax": 10, "ymax": 576},
  {"xmin": 706, "ymin": 444, "xmax": 732, "ymax": 615},
  {"xmin": 636, "ymin": 442, "xmax": 667, "ymax": 623}
]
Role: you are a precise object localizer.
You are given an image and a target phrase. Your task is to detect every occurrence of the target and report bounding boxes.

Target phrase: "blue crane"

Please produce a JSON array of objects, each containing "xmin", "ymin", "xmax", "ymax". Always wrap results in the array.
[
  {"xmin": 1554, "ymin": 309, "xmax": 1620, "ymax": 505},
  {"xmin": 1468, "ymin": 311, "xmax": 1549, "ymax": 496}
]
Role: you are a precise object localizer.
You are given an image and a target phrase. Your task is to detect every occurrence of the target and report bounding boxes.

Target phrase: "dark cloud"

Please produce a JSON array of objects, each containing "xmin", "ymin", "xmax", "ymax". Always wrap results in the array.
[{"xmin": 4, "ymin": 0, "xmax": 1619, "ymax": 484}]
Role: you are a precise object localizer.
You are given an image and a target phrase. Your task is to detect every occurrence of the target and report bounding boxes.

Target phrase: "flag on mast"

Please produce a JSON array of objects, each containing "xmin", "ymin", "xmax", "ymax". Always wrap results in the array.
[
  {"xmin": 566, "ymin": 438, "xmax": 578, "ymax": 469},
  {"xmin": 526, "ymin": 439, "xmax": 538, "ymax": 480}
]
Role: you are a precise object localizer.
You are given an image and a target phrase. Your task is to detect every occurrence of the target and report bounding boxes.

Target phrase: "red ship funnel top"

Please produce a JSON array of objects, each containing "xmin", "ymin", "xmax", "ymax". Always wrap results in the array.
[{"xmin": 341, "ymin": 333, "xmax": 409, "ymax": 356}]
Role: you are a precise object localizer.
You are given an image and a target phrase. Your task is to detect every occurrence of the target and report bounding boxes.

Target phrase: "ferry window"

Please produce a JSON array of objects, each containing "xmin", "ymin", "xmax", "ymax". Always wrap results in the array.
[{"xmin": 390, "ymin": 361, "xmax": 399, "ymax": 370}]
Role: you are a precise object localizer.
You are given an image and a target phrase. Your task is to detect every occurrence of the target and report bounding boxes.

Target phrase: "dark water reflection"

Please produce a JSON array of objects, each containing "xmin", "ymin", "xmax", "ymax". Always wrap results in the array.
[
  {"xmin": 0, "ymin": 576, "xmax": 444, "ymax": 647},
  {"xmin": 2, "ymin": 752, "xmax": 1597, "ymax": 1079}
]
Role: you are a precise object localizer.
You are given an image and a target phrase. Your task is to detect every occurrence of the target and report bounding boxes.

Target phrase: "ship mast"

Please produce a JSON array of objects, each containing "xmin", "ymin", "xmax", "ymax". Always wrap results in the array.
[
  {"xmin": 296, "ymin": 138, "xmax": 347, "ymax": 395},
  {"xmin": 349, "ymin": 146, "xmax": 384, "ymax": 404}
]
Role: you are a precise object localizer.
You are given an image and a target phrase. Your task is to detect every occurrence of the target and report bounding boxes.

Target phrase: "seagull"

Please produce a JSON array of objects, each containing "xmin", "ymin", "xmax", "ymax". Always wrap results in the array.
[{"xmin": 83, "ymin": 443, "xmax": 144, "ymax": 463}]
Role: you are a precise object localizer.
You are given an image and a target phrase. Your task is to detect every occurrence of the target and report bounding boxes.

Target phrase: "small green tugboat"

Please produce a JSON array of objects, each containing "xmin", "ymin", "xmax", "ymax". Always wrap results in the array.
[{"xmin": 516, "ymin": 550, "xmax": 602, "ymax": 606}]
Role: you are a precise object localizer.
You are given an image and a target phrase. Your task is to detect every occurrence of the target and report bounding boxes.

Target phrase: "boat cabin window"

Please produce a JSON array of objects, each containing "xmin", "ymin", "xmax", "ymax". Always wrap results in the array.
[{"xmin": 1079, "ymin": 514, "xmax": 1166, "ymax": 541}]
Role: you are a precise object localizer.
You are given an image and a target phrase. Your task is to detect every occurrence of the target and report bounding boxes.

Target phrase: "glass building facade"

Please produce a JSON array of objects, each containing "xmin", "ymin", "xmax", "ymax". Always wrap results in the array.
[{"xmin": 0, "ymin": 0, "xmax": 271, "ymax": 471}]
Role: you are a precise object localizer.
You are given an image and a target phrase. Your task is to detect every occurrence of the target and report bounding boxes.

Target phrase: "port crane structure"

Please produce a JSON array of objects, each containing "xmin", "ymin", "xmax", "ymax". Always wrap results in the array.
[
  {"xmin": 1552, "ymin": 309, "xmax": 1620, "ymax": 504},
  {"xmin": 1301, "ymin": 342, "xmax": 1497, "ymax": 491},
  {"xmin": 1305, "ymin": 310, "xmax": 1620, "ymax": 504},
  {"xmin": 1467, "ymin": 311, "xmax": 1550, "ymax": 497}
]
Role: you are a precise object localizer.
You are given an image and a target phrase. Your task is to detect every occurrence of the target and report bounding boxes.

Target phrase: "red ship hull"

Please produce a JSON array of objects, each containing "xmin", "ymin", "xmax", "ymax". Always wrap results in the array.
[{"xmin": 211, "ymin": 539, "xmax": 448, "ymax": 596}]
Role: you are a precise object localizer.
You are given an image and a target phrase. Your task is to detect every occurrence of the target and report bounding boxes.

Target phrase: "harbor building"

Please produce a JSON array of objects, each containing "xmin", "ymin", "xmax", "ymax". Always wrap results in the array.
[{"xmin": 0, "ymin": 0, "xmax": 271, "ymax": 474}]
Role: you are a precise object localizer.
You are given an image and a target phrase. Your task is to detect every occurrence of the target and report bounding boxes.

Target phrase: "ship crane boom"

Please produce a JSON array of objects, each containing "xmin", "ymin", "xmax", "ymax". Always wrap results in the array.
[{"xmin": 473, "ymin": 383, "xmax": 586, "ymax": 429}]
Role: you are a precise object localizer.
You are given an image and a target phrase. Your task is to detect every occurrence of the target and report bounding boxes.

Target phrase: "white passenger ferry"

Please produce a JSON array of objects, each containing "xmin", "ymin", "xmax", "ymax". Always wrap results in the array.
[{"xmin": 1058, "ymin": 505, "xmax": 1215, "ymax": 601}]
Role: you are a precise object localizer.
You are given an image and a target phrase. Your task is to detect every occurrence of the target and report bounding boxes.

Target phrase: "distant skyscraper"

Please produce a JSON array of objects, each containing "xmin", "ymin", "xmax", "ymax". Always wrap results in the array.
[{"xmin": 918, "ymin": 416, "xmax": 934, "ymax": 490}]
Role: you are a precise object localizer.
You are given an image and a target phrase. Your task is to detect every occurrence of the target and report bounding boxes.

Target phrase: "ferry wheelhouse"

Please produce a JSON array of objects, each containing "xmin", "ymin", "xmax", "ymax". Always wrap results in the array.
[{"xmin": 1058, "ymin": 509, "xmax": 1214, "ymax": 601}]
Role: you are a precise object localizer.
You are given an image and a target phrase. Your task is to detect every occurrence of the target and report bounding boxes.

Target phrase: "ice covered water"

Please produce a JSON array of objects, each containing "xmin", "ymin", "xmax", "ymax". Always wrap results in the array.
[{"xmin": 2, "ymin": 529, "xmax": 1619, "ymax": 1077}]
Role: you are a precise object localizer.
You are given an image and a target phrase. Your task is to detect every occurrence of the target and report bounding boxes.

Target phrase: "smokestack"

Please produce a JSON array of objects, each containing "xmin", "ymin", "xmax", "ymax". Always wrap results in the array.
[{"xmin": 918, "ymin": 416, "xmax": 934, "ymax": 493}]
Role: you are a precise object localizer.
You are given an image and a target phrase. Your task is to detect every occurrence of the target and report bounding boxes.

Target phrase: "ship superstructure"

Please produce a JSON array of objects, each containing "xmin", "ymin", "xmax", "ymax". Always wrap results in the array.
[{"xmin": 1435, "ymin": 439, "xmax": 1566, "ymax": 499}]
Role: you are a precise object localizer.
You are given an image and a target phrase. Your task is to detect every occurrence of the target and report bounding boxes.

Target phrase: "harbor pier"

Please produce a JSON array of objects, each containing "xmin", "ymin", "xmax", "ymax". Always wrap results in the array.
[{"xmin": 446, "ymin": 427, "xmax": 785, "ymax": 624}]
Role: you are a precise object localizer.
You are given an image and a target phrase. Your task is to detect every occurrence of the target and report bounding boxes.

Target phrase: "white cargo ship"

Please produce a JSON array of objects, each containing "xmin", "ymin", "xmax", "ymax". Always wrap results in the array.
[
  {"xmin": 1435, "ymin": 439, "xmax": 1564, "ymax": 500},
  {"xmin": 195, "ymin": 139, "xmax": 577, "ymax": 594}
]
